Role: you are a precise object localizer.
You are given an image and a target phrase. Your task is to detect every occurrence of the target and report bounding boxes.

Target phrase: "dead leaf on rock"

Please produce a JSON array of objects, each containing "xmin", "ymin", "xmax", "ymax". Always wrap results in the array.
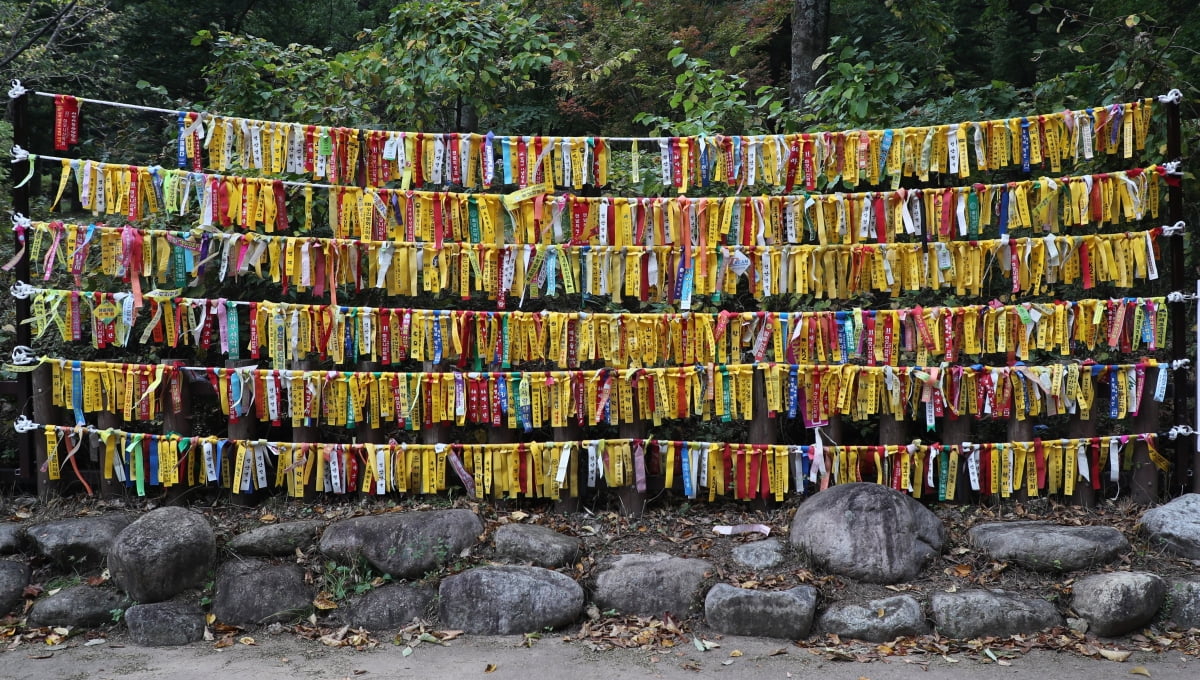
[
  {"xmin": 484, "ymin": 663, "xmax": 498, "ymax": 673},
  {"xmin": 1130, "ymin": 667, "xmax": 1151, "ymax": 677},
  {"xmin": 313, "ymin": 593, "xmax": 339, "ymax": 610}
]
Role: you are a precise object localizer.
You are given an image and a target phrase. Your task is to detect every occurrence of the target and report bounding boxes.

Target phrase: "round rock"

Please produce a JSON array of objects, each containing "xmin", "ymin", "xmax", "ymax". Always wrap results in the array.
[
  {"xmin": 109, "ymin": 507, "xmax": 215, "ymax": 603},
  {"xmin": 1141, "ymin": 494, "xmax": 1200, "ymax": 559},
  {"xmin": 790, "ymin": 483, "xmax": 945, "ymax": 584},
  {"xmin": 27, "ymin": 514, "xmax": 133, "ymax": 569},
  {"xmin": 439, "ymin": 565, "xmax": 583, "ymax": 634},
  {"xmin": 124, "ymin": 601, "xmax": 206, "ymax": 646},
  {"xmin": 1162, "ymin": 579, "xmax": 1200, "ymax": 631},
  {"xmin": 28, "ymin": 586, "xmax": 129, "ymax": 628},
  {"xmin": 320, "ymin": 509, "xmax": 482, "ymax": 579},
  {"xmin": 817, "ymin": 594, "xmax": 929, "ymax": 642},
  {"xmin": 1072, "ymin": 571, "xmax": 1165, "ymax": 637},
  {"xmin": 931, "ymin": 589, "xmax": 1062, "ymax": 639},
  {"xmin": 228, "ymin": 520, "xmax": 325, "ymax": 557},
  {"xmin": 212, "ymin": 559, "xmax": 312, "ymax": 626},
  {"xmin": 731, "ymin": 539, "xmax": 786, "ymax": 570},
  {"xmin": 493, "ymin": 523, "xmax": 581, "ymax": 567},
  {"xmin": 342, "ymin": 583, "xmax": 435, "ymax": 631},
  {"xmin": 968, "ymin": 521, "xmax": 1129, "ymax": 572},
  {"xmin": 0, "ymin": 524, "xmax": 25, "ymax": 555},
  {"xmin": 704, "ymin": 584, "xmax": 817, "ymax": 639},
  {"xmin": 0, "ymin": 560, "xmax": 31, "ymax": 615},
  {"xmin": 592, "ymin": 552, "xmax": 713, "ymax": 618}
]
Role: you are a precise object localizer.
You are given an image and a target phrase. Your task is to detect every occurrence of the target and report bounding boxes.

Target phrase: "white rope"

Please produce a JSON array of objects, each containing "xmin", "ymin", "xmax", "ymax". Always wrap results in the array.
[
  {"xmin": 7, "ymin": 79, "xmax": 26, "ymax": 99},
  {"xmin": 9, "ymin": 281, "xmax": 34, "ymax": 299},
  {"xmin": 10, "ymin": 212, "xmax": 31, "ymax": 231},
  {"xmin": 1157, "ymin": 89, "xmax": 1184, "ymax": 105},
  {"xmin": 1168, "ymin": 425, "xmax": 1195, "ymax": 440},
  {"xmin": 1171, "ymin": 358, "xmax": 1191, "ymax": 370},
  {"xmin": 13, "ymin": 415, "xmax": 38, "ymax": 433},
  {"xmin": 1160, "ymin": 220, "xmax": 1187, "ymax": 236},
  {"xmin": 1163, "ymin": 160, "xmax": 1183, "ymax": 176},
  {"xmin": 10, "ymin": 145, "xmax": 29, "ymax": 163},
  {"xmin": 9, "ymin": 346, "xmax": 37, "ymax": 365}
]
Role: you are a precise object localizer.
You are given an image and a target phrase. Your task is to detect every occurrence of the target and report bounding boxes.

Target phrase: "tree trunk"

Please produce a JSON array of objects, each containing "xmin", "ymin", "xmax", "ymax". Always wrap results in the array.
[{"xmin": 790, "ymin": 0, "xmax": 831, "ymax": 103}]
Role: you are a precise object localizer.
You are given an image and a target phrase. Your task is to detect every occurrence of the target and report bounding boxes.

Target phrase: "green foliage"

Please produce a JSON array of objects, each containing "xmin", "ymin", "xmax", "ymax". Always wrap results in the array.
[
  {"xmin": 633, "ymin": 46, "xmax": 787, "ymax": 137},
  {"xmin": 800, "ymin": 36, "xmax": 918, "ymax": 128}
]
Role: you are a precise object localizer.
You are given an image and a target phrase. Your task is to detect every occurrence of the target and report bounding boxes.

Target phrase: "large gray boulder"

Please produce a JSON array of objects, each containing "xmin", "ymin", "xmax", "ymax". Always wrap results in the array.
[
  {"xmin": 108, "ymin": 507, "xmax": 215, "ymax": 603},
  {"xmin": 790, "ymin": 483, "xmax": 945, "ymax": 583},
  {"xmin": 1141, "ymin": 494, "xmax": 1200, "ymax": 559},
  {"xmin": 731, "ymin": 539, "xmax": 786, "ymax": 570},
  {"xmin": 27, "ymin": 586, "xmax": 129, "ymax": 628},
  {"xmin": 704, "ymin": 584, "xmax": 817, "ymax": 639},
  {"xmin": 493, "ymin": 524, "xmax": 581, "ymax": 567},
  {"xmin": 342, "ymin": 584, "xmax": 435, "ymax": 631},
  {"xmin": 0, "ymin": 524, "xmax": 25, "ymax": 555},
  {"xmin": 212, "ymin": 559, "xmax": 312, "ymax": 626},
  {"xmin": 124, "ymin": 602, "xmax": 206, "ymax": 646},
  {"xmin": 1162, "ymin": 579, "xmax": 1200, "ymax": 631},
  {"xmin": 27, "ymin": 515, "xmax": 133, "ymax": 569},
  {"xmin": 228, "ymin": 520, "xmax": 325, "ymax": 557},
  {"xmin": 1072, "ymin": 572, "xmax": 1165, "ymax": 637},
  {"xmin": 320, "ymin": 510, "xmax": 482, "ymax": 579},
  {"xmin": 968, "ymin": 522, "xmax": 1129, "ymax": 572},
  {"xmin": 931, "ymin": 589, "xmax": 1062, "ymax": 639},
  {"xmin": 0, "ymin": 560, "xmax": 30, "ymax": 615},
  {"xmin": 816, "ymin": 595, "xmax": 929, "ymax": 642},
  {"xmin": 592, "ymin": 553, "xmax": 712, "ymax": 618},
  {"xmin": 440, "ymin": 565, "xmax": 583, "ymax": 634}
]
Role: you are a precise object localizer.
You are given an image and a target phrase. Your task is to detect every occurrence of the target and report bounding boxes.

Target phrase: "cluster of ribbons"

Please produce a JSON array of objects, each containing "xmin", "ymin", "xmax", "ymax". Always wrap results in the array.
[
  {"xmin": 23, "ymin": 286, "xmax": 1168, "ymax": 369},
  {"xmin": 48, "ymin": 94, "xmax": 1154, "ymax": 192},
  {"xmin": 33, "ymin": 418, "xmax": 1165, "ymax": 501},
  {"xmin": 42, "ymin": 155, "xmax": 1168, "ymax": 246},
  {"xmin": 26, "ymin": 220, "xmax": 1168, "ymax": 307},
  {"xmin": 40, "ymin": 357, "xmax": 1167, "ymax": 432}
]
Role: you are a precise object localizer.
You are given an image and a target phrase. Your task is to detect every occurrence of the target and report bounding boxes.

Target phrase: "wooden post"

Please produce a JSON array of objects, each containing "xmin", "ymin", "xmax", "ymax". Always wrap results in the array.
[
  {"xmin": 1131, "ymin": 398, "xmax": 1161, "ymax": 504},
  {"xmin": 1068, "ymin": 414, "xmax": 1097, "ymax": 508},
  {"xmin": 1163, "ymin": 94, "xmax": 1194, "ymax": 492},
  {"xmin": 95, "ymin": 412, "xmax": 124, "ymax": 498},
  {"xmin": 614, "ymin": 422, "xmax": 648, "ymax": 517},
  {"xmin": 1008, "ymin": 418, "xmax": 1033, "ymax": 504},
  {"xmin": 225, "ymin": 360, "xmax": 258, "ymax": 505},
  {"xmin": 31, "ymin": 364, "xmax": 59, "ymax": 499},
  {"xmin": 290, "ymin": 359, "xmax": 318, "ymax": 499},
  {"xmin": 356, "ymin": 361, "xmax": 385, "ymax": 499},
  {"xmin": 747, "ymin": 367, "xmax": 777, "ymax": 508},
  {"xmin": 941, "ymin": 415, "xmax": 971, "ymax": 504},
  {"xmin": 8, "ymin": 83, "xmax": 35, "ymax": 487},
  {"xmin": 162, "ymin": 360, "xmax": 192, "ymax": 503},
  {"xmin": 419, "ymin": 362, "xmax": 452, "ymax": 500},
  {"xmin": 552, "ymin": 423, "xmax": 583, "ymax": 513}
]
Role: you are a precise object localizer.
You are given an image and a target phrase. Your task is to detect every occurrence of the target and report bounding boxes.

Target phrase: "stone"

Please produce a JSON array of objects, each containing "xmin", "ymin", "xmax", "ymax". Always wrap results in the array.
[
  {"xmin": 731, "ymin": 539, "xmax": 786, "ymax": 570},
  {"xmin": 493, "ymin": 524, "xmax": 581, "ymax": 567},
  {"xmin": 109, "ymin": 507, "xmax": 215, "ymax": 603},
  {"xmin": 26, "ymin": 515, "xmax": 133, "ymax": 569},
  {"xmin": 439, "ymin": 565, "xmax": 584, "ymax": 634},
  {"xmin": 1072, "ymin": 571, "xmax": 1165, "ymax": 637},
  {"xmin": 124, "ymin": 602, "xmax": 206, "ymax": 646},
  {"xmin": 1162, "ymin": 579, "xmax": 1200, "ymax": 631},
  {"xmin": 0, "ymin": 560, "xmax": 30, "ymax": 615},
  {"xmin": 27, "ymin": 586, "xmax": 129, "ymax": 628},
  {"xmin": 1141, "ymin": 494, "xmax": 1200, "ymax": 559},
  {"xmin": 342, "ymin": 584, "xmax": 435, "ymax": 631},
  {"xmin": 228, "ymin": 520, "xmax": 325, "ymax": 557},
  {"xmin": 931, "ymin": 590, "xmax": 1062, "ymax": 639},
  {"xmin": 817, "ymin": 595, "xmax": 929, "ymax": 642},
  {"xmin": 968, "ymin": 521, "xmax": 1129, "ymax": 572},
  {"xmin": 320, "ymin": 510, "xmax": 482, "ymax": 579},
  {"xmin": 703, "ymin": 584, "xmax": 817, "ymax": 639},
  {"xmin": 790, "ymin": 483, "xmax": 945, "ymax": 584},
  {"xmin": 592, "ymin": 552, "xmax": 713, "ymax": 618},
  {"xmin": 0, "ymin": 524, "xmax": 24, "ymax": 555},
  {"xmin": 212, "ymin": 559, "xmax": 312, "ymax": 626}
]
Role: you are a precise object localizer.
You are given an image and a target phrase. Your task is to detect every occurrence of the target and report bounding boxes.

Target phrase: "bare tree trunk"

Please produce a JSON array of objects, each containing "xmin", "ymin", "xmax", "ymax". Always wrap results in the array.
[{"xmin": 790, "ymin": 0, "xmax": 831, "ymax": 104}]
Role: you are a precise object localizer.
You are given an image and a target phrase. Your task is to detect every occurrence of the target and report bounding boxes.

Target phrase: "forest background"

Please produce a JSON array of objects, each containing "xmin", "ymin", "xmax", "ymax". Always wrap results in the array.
[{"xmin": 0, "ymin": 0, "xmax": 1198, "ymax": 476}]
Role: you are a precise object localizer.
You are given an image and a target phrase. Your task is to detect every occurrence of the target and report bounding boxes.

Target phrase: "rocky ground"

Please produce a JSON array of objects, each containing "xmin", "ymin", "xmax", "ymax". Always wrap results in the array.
[{"xmin": 0, "ymin": 486, "xmax": 1197, "ymax": 673}]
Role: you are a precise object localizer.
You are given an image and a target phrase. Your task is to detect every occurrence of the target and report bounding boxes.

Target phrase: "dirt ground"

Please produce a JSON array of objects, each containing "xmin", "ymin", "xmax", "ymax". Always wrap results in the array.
[{"xmin": 4, "ymin": 631, "xmax": 1198, "ymax": 680}]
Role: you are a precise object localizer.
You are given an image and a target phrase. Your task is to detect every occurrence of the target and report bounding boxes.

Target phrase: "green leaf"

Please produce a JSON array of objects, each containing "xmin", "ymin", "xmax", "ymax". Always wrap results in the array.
[
  {"xmin": 1028, "ymin": 3, "xmax": 1043, "ymax": 14},
  {"xmin": 729, "ymin": 45, "xmax": 741, "ymax": 58}
]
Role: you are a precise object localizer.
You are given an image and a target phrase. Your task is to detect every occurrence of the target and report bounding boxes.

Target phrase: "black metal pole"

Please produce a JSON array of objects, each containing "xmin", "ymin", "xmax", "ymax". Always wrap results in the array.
[
  {"xmin": 7, "ymin": 81, "xmax": 34, "ymax": 487},
  {"xmin": 1165, "ymin": 96, "xmax": 1191, "ymax": 495}
]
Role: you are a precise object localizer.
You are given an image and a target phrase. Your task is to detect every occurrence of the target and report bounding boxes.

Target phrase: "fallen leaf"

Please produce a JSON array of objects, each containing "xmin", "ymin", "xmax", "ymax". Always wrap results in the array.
[
  {"xmin": 721, "ymin": 660, "xmax": 733, "ymax": 665},
  {"xmin": 27, "ymin": 653, "xmax": 52, "ymax": 659},
  {"xmin": 213, "ymin": 637, "xmax": 234, "ymax": 649},
  {"xmin": 239, "ymin": 636, "xmax": 256, "ymax": 646},
  {"xmin": 876, "ymin": 608, "xmax": 886, "ymax": 618},
  {"xmin": 769, "ymin": 648, "xmax": 788, "ymax": 656},
  {"xmin": 84, "ymin": 639, "xmax": 106, "ymax": 647},
  {"xmin": 260, "ymin": 514, "xmax": 277, "ymax": 523},
  {"xmin": 729, "ymin": 650, "xmax": 743, "ymax": 657},
  {"xmin": 510, "ymin": 511, "xmax": 528, "ymax": 521},
  {"xmin": 1099, "ymin": 649, "xmax": 1133, "ymax": 662},
  {"xmin": 1130, "ymin": 667, "xmax": 1151, "ymax": 677},
  {"xmin": 313, "ymin": 593, "xmax": 339, "ymax": 610},
  {"xmin": 484, "ymin": 664, "xmax": 498, "ymax": 673}
]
